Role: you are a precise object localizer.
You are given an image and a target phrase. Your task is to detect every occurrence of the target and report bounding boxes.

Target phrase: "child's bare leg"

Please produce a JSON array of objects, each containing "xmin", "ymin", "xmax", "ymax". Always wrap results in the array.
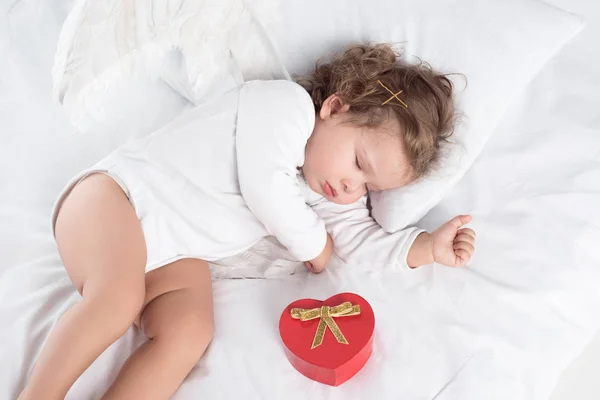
[
  {"xmin": 19, "ymin": 174, "xmax": 147, "ymax": 400},
  {"xmin": 102, "ymin": 258, "xmax": 214, "ymax": 400}
]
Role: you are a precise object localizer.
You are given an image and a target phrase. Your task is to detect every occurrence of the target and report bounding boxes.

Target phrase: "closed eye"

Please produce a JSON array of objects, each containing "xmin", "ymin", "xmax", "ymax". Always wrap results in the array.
[{"xmin": 355, "ymin": 155, "xmax": 362, "ymax": 170}]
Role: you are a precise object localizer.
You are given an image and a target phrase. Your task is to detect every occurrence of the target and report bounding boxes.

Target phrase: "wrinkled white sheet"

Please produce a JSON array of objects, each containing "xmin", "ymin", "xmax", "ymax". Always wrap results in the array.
[{"xmin": 1, "ymin": 1, "xmax": 600, "ymax": 400}]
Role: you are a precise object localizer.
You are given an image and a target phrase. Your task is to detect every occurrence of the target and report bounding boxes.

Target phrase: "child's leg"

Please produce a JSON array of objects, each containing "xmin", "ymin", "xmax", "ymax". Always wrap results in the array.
[
  {"xmin": 19, "ymin": 174, "xmax": 147, "ymax": 400},
  {"xmin": 102, "ymin": 258, "xmax": 214, "ymax": 400}
]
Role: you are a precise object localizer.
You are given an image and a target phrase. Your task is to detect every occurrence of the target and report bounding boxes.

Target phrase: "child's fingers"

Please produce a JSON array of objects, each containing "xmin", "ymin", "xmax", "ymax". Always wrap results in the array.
[
  {"xmin": 457, "ymin": 228, "xmax": 476, "ymax": 241},
  {"xmin": 454, "ymin": 241, "xmax": 475, "ymax": 255},
  {"xmin": 454, "ymin": 249, "xmax": 471, "ymax": 266},
  {"xmin": 455, "ymin": 233, "xmax": 475, "ymax": 245},
  {"xmin": 448, "ymin": 215, "xmax": 472, "ymax": 229},
  {"xmin": 306, "ymin": 261, "xmax": 326, "ymax": 274}
]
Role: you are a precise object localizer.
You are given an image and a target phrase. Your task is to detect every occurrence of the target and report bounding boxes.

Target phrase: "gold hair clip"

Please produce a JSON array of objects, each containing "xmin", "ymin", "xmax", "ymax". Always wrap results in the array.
[{"xmin": 377, "ymin": 80, "xmax": 408, "ymax": 108}]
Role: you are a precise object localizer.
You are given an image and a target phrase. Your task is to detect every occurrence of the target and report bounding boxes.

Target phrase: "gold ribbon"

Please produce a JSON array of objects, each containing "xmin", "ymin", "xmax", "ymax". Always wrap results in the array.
[{"xmin": 290, "ymin": 301, "xmax": 361, "ymax": 349}]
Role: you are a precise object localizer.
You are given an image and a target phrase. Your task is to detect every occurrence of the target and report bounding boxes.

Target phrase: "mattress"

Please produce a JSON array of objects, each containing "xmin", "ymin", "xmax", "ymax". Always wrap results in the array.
[{"xmin": 1, "ymin": 0, "xmax": 599, "ymax": 399}]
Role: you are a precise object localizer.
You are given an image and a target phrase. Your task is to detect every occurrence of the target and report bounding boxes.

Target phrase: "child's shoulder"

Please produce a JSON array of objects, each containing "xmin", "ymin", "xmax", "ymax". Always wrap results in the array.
[
  {"xmin": 241, "ymin": 80, "xmax": 313, "ymax": 111},
  {"xmin": 237, "ymin": 80, "xmax": 315, "ymax": 134}
]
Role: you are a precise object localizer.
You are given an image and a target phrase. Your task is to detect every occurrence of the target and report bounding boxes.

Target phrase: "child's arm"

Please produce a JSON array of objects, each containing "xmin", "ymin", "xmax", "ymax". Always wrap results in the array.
[
  {"xmin": 236, "ymin": 80, "xmax": 328, "ymax": 264},
  {"xmin": 309, "ymin": 195, "xmax": 475, "ymax": 269},
  {"xmin": 309, "ymin": 195, "xmax": 422, "ymax": 270},
  {"xmin": 305, "ymin": 233, "xmax": 333, "ymax": 273}
]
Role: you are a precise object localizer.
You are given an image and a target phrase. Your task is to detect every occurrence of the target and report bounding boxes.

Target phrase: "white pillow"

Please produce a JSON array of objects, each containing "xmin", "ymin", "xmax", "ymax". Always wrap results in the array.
[{"xmin": 270, "ymin": 0, "xmax": 584, "ymax": 232}]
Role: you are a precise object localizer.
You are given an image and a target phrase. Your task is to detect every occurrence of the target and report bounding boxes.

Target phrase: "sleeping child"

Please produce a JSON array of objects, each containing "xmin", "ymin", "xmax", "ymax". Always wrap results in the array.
[{"xmin": 20, "ymin": 43, "xmax": 476, "ymax": 399}]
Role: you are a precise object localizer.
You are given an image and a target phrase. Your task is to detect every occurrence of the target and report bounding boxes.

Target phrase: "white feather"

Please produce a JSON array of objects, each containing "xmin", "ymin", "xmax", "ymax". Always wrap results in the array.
[{"xmin": 52, "ymin": 0, "xmax": 284, "ymax": 131}]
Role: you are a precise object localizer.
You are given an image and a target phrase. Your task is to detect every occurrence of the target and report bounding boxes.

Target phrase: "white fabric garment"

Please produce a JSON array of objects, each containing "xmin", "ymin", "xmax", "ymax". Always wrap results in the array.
[
  {"xmin": 52, "ymin": 80, "xmax": 422, "ymax": 272},
  {"xmin": 236, "ymin": 81, "xmax": 326, "ymax": 261}
]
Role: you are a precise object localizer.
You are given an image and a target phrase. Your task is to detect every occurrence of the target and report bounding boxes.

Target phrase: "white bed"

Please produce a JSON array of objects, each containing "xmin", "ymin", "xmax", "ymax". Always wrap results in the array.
[{"xmin": 1, "ymin": 0, "xmax": 599, "ymax": 399}]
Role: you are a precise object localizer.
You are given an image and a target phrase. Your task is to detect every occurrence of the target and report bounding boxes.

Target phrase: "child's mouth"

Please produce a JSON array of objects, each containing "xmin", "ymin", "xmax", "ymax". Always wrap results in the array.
[{"xmin": 323, "ymin": 182, "xmax": 337, "ymax": 197}]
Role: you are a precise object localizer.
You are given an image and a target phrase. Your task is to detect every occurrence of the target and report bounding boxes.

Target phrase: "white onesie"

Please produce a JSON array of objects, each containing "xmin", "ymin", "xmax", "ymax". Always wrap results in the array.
[{"xmin": 53, "ymin": 80, "xmax": 423, "ymax": 272}]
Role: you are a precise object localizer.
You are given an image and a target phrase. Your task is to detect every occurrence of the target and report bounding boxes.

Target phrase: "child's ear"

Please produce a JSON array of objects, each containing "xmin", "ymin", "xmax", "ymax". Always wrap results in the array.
[{"xmin": 320, "ymin": 94, "xmax": 350, "ymax": 119}]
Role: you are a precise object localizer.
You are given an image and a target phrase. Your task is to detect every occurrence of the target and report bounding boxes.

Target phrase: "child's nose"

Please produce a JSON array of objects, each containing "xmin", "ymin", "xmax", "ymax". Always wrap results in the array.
[{"xmin": 342, "ymin": 178, "xmax": 360, "ymax": 194}]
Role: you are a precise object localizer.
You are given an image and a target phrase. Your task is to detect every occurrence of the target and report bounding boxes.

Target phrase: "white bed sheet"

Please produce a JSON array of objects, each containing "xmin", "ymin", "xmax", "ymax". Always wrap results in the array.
[
  {"xmin": 538, "ymin": 0, "xmax": 600, "ymax": 397},
  {"xmin": 1, "ymin": 1, "xmax": 600, "ymax": 400}
]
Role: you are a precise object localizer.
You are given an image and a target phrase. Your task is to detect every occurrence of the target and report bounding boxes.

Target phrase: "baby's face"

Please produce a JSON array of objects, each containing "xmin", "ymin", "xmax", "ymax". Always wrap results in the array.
[{"xmin": 303, "ymin": 95, "xmax": 413, "ymax": 205}]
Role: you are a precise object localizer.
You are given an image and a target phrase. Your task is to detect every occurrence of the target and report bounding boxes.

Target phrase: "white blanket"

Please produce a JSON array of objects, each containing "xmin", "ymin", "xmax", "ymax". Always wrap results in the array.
[{"xmin": 1, "ymin": 1, "xmax": 600, "ymax": 399}]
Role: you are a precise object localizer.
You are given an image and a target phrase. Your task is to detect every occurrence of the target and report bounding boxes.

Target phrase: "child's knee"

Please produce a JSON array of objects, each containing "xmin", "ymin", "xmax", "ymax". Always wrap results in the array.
[
  {"xmin": 88, "ymin": 282, "xmax": 145, "ymax": 328},
  {"xmin": 165, "ymin": 317, "xmax": 213, "ymax": 362},
  {"xmin": 182, "ymin": 317, "xmax": 213, "ymax": 353}
]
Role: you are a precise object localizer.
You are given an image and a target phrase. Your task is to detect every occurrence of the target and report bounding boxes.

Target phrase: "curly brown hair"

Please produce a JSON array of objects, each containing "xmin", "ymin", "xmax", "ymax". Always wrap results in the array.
[{"xmin": 297, "ymin": 43, "xmax": 458, "ymax": 180}]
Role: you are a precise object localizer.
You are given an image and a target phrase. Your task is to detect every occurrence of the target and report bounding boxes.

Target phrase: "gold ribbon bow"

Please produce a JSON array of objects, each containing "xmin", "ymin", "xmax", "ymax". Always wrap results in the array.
[{"xmin": 291, "ymin": 302, "xmax": 361, "ymax": 349}]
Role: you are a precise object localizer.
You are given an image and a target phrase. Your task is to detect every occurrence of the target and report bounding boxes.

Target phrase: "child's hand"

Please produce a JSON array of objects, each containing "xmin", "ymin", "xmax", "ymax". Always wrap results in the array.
[
  {"xmin": 305, "ymin": 233, "xmax": 333, "ymax": 273},
  {"xmin": 432, "ymin": 215, "xmax": 476, "ymax": 267}
]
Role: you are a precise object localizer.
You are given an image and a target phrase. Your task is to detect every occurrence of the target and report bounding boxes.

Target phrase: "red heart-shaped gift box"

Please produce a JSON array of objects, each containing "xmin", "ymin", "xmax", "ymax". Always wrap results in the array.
[{"xmin": 279, "ymin": 292, "xmax": 375, "ymax": 386}]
